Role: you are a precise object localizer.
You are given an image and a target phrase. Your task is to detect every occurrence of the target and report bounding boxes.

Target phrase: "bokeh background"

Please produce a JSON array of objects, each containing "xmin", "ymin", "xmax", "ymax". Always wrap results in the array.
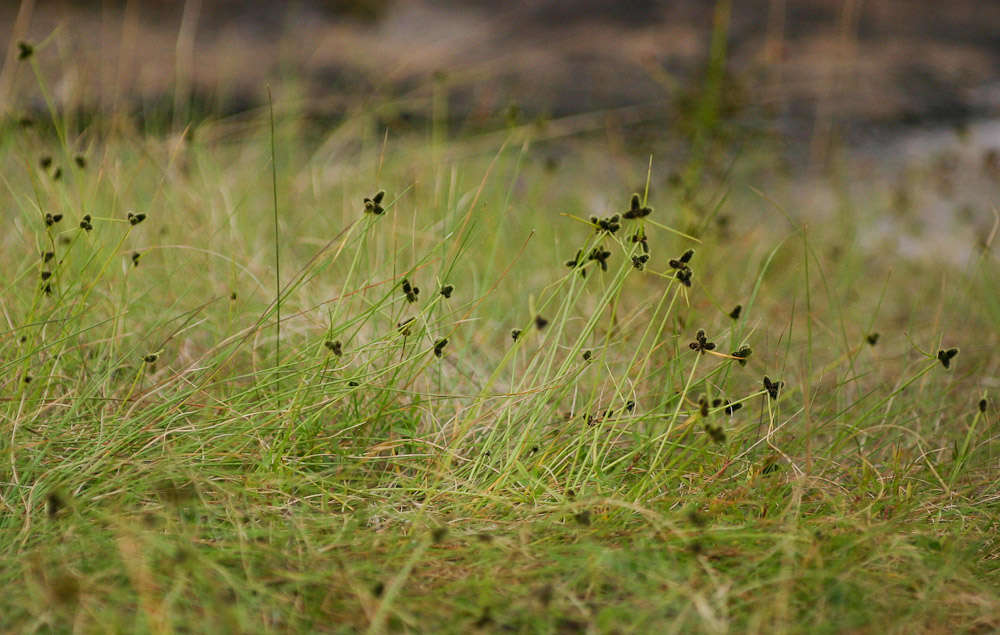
[{"xmin": 4, "ymin": 0, "xmax": 1000, "ymax": 255}]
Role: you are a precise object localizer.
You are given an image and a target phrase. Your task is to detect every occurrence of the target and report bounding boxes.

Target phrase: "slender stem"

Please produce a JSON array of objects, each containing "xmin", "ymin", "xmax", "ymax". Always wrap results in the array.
[{"xmin": 268, "ymin": 86, "xmax": 281, "ymax": 375}]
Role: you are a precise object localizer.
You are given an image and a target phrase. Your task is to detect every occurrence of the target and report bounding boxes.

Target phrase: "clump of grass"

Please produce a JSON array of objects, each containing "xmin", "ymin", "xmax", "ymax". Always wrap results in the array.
[{"xmin": 0, "ymin": 48, "xmax": 997, "ymax": 635}]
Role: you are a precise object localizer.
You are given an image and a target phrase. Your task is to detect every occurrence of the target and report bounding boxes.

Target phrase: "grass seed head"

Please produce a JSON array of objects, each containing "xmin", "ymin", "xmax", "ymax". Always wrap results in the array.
[
  {"xmin": 440, "ymin": 284, "xmax": 454, "ymax": 298},
  {"xmin": 622, "ymin": 193, "xmax": 652, "ymax": 219},
  {"xmin": 937, "ymin": 348, "xmax": 958, "ymax": 369},
  {"xmin": 17, "ymin": 41, "xmax": 33, "ymax": 60},
  {"xmin": 689, "ymin": 329, "xmax": 716, "ymax": 354},
  {"xmin": 363, "ymin": 190, "xmax": 385, "ymax": 215},
  {"xmin": 866, "ymin": 333, "xmax": 880, "ymax": 346},
  {"xmin": 763, "ymin": 375, "xmax": 783, "ymax": 400},
  {"xmin": 535, "ymin": 315, "xmax": 548, "ymax": 330},
  {"xmin": 729, "ymin": 304, "xmax": 742, "ymax": 320},
  {"xmin": 433, "ymin": 338, "xmax": 448, "ymax": 357},
  {"xmin": 979, "ymin": 398, "xmax": 987, "ymax": 413},
  {"xmin": 325, "ymin": 340, "xmax": 343, "ymax": 356}
]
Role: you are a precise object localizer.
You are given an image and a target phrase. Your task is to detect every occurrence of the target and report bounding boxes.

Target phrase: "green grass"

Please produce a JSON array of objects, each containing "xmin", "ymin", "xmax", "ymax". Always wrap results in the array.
[{"xmin": 2, "ymin": 50, "xmax": 1000, "ymax": 634}]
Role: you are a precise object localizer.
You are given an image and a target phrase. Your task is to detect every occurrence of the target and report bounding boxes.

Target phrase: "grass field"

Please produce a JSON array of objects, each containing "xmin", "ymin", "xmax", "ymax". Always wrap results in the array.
[{"xmin": 2, "ymin": 40, "xmax": 1000, "ymax": 634}]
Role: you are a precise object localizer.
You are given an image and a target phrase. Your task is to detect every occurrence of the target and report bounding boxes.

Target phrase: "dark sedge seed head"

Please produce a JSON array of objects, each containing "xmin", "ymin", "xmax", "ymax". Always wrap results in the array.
[
  {"xmin": 143, "ymin": 353, "xmax": 159, "ymax": 364},
  {"xmin": 433, "ymin": 338, "xmax": 448, "ymax": 358},
  {"xmin": 372, "ymin": 581, "xmax": 385, "ymax": 597},
  {"xmin": 582, "ymin": 350, "xmax": 592, "ymax": 361},
  {"xmin": 937, "ymin": 348, "xmax": 958, "ymax": 369},
  {"xmin": 511, "ymin": 328, "xmax": 521, "ymax": 342},
  {"xmin": 74, "ymin": 155, "xmax": 86, "ymax": 168},
  {"xmin": 325, "ymin": 340, "xmax": 343, "ymax": 356},
  {"xmin": 731, "ymin": 346, "xmax": 752, "ymax": 366},
  {"xmin": 626, "ymin": 400, "xmax": 635, "ymax": 412},
  {"xmin": 131, "ymin": 252, "xmax": 141, "ymax": 267},
  {"xmin": 763, "ymin": 375, "xmax": 783, "ymax": 400},
  {"xmin": 431, "ymin": 527, "xmax": 448, "ymax": 544},
  {"xmin": 23, "ymin": 374, "xmax": 32, "ymax": 384},
  {"xmin": 676, "ymin": 269, "xmax": 692, "ymax": 286},
  {"xmin": 397, "ymin": 318, "xmax": 415, "ymax": 336},
  {"xmin": 979, "ymin": 398, "xmax": 987, "ymax": 413},
  {"xmin": 699, "ymin": 396, "xmax": 709, "ymax": 417},
  {"xmin": 41, "ymin": 283, "xmax": 52, "ymax": 295},
  {"xmin": 725, "ymin": 401, "xmax": 743, "ymax": 415},
  {"xmin": 17, "ymin": 41, "xmax": 33, "ymax": 60},
  {"xmin": 40, "ymin": 156, "xmax": 52, "ymax": 169},
  {"xmin": 40, "ymin": 270, "xmax": 52, "ymax": 280},
  {"xmin": 348, "ymin": 380, "xmax": 360, "ymax": 387},
  {"xmin": 44, "ymin": 213, "xmax": 63, "ymax": 227},
  {"xmin": 866, "ymin": 333, "xmax": 880, "ymax": 346},
  {"xmin": 535, "ymin": 315, "xmax": 548, "ymax": 330},
  {"xmin": 440, "ymin": 284, "xmax": 454, "ymax": 298},
  {"xmin": 128, "ymin": 212, "xmax": 147, "ymax": 226},
  {"xmin": 230, "ymin": 291, "xmax": 237, "ymax": 300},
  {"xmin": 729, "ymin": 305, "xmax": 742, "ymax": 320},
  {"xmin": 574, "ymin": 510, "xmax": 591, "ymax": 526},
  {"xmin": 679, "ymin": 249, "xmax": 694, "ymax": 264},
  {"xmin": 43, "ymin": 251, "xmax": 55, "ymax": 262},
  {"xmin": 705, "ymin": 423, "xmax": 726, "ymax": 444},
  {"xmin": 53, "ymin": 167, "xmax": 62, "ymax": 180},
  {"xmin": 363, "ymin": 191, "xmax": 386, "ymax": 215}
]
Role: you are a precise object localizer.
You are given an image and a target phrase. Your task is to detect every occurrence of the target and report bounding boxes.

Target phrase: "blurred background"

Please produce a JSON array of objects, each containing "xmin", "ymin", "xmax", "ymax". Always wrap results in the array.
[
  {"xmin": 3, "ymin": 0, "xmax": 1000, "ymax": 250},
  {"xmin": 4, "ymin": 1, "xmax": 999, "ymax": 139}
]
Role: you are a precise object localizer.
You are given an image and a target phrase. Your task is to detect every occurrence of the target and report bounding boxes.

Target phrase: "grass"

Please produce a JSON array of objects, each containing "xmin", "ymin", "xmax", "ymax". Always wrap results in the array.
[{"xmin": 2, "ymin": 38, "xmax": 1000, "ymax": 634}]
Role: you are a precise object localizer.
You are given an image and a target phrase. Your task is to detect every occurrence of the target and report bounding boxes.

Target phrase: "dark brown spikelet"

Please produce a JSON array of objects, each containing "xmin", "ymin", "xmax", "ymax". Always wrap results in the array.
[
  {"xmin": 433, "ymin": 338, "xmax": 448, "ymax": 358},
  {"xmin": 511, "ymin": 328, "xmax": 521, "ymax": 342},
  {"xmin": 535, "ymin": 315, "xmax": 548, "ymax": 330},
  {"xmin": 440, "ymin": 284, "xmax": 454, "ymax": 298},
  {"xmin": 127, "ymin": 212, "xmax": 147, "ymax": 226},
  {"xmin": 587, "ymin": 246, "xmax": 611, "ymax": 271},
  {"xmin": 397, "ymin": 318, "xmax": 415, "ymax": 336},
  {"xmin": 74, "ymin": 155, "xmax": 86, "ymax": 169},
  {"xmin": 131, "ymin": 251, "xmax": 141, "ymax": 267},
  {"xmin": 937, "ymin": 348, "xmax": 958, "ymax": 369},
  {"xmin": 44, "ymin": 213, "xmax": 63, "ymax": 227},
  {"xmin": 42, "ymin": 251, "xmax": 55, "ymax": 263},
  {"xmin": 17, "ymin": 41, "xmax": 33, "ymax": 60},
  {"xmin": 363, "ymin": 190, "xmax": 385, "ymax": 215},
  {"xmin": 866, "ymin": 333, "xmax": 880, "ymax": 346},
  {"xmin": 622, "ymin": 193, "xmax": 652, "ymax": 219},
  {"xmin": 401, "ymin": 278, "xmax": 420, "ymax": 303},
  {"xmin": 731, "ymin": 346, "xmax": 752, "ymax": 366},
  {"xmin": 582, "ymin": 350, "xmax": 592, "ymax": 361},
  {"xmin": 699, "ymin": 396, "xmax": 709, "ymax": 417},
  {"xmin": 40, "ymin": 270, "xmax": 52, "ymax": 281},
  {"xmin": 53, "ymin": 167, "xmax": 62, "ymax": 180},
  {"xmin": 79, "ymin": 214, "xmax": 93, "ymax": 231},
  {"xmin": 574, "ymin": 510, "xmax": 591, "ymax": 526},
  {"xmin": 705, "ymin": 423, "xmax": 726, "ymax": 444},
  {"xmin": 675, "ymin": 268, "xmax": 692, "ymax": 287},
  {"xmin": 143, "ymin": 353, "xmax": 159, "ymax": 364},
  {"xmin": 729, "ymin": 305, "xmax": 742, "ymax": 320},
  {"xmin": 631, "ymin": 254, "xmax": 649, "ymax": 270},
  {"xmin": 372, "ymin": 581, "xmax": 385, "ymax": 597},
  {"xmin": 325, "ymin": 340, "xmax": 343, "ymax": 356},
  {"xmin": 689, "ymin": 329, "xmax": 716, "ymax": 354},
  {"xmin": 978, "ymin": 398, "xmax": 987, "ymax": 413},
  {"xmin": 763, "ymin": 376, "xmax": 783, "ymax": 400},
  {"xmin": 40, "ymin": 156, "xmax": 52, "ymax": 170}
]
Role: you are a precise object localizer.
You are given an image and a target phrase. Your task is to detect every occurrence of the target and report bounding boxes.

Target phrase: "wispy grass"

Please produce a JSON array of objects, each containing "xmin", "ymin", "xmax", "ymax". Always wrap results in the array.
[{"xmin": 1, "ymin": 40, "xmax": 999, "ymax": 634}]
